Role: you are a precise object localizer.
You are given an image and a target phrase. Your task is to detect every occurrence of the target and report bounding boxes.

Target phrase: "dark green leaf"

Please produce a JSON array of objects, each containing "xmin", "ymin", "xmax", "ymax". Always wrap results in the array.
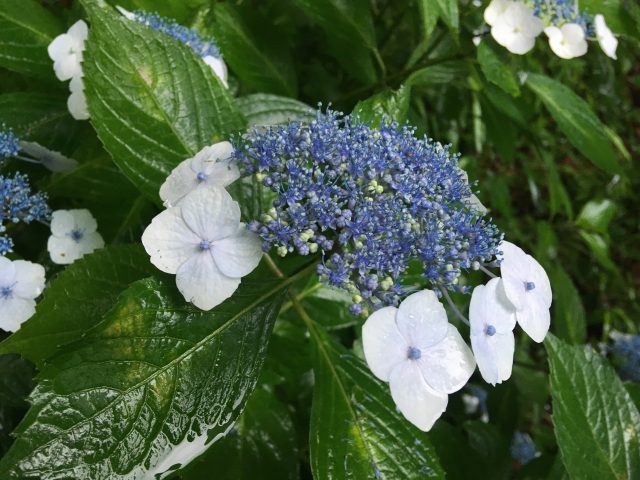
[
  {"xmin": 0, "ymin": 355, "xmax": 34, "ymax": 456},
  {"xmin": 308, "ymin": 321, "xmax": 444, "ymax": 479},
  {"xmin": 81, "ymin": 0, "xmax": 245, "ymax": 201},
  {"xmin": 0, "ymin": 269, "xmax": 292, "ymax": 479},
  {"xmin": 236, "ymin": 93, "xmax": 314, "ymax": 127},
  {"xmin": 353, "ymin": 85, "xmax": 411, "ymax": 125},
  {"xmin": 526, "ymin": 73, "xmax": 623, "ymax": 175},
  {"xmin": 0, "ymin": 0, "xmax": 62, "ymax": 79},
  {"xmin": 546, "ymin": 334, "xmax": 640, "ymax": 480},
  {"xmin": 0, "ymin": 245, "xmax": 155, "ymax": 366},
  {"xmin": 417, "ymin": 0, "xmax": 439, "ymax": 41},
  {"xmin": 212, "ymin": 5, "xmax": 297, "ymax": 96},
  {"xmin": 477, "ymin": 41, "xmax": 520, "ymax": 96},
  {"xmin": 406, "ymin": 61, "xmax": 467, "ymax": 88},
  {"xmin": 433, "ymin": 0, "xmax": 459, "ymax": 30},
  {"xmin": 549, "ymin": 266, "xmax": 586, "ymax": 344}
]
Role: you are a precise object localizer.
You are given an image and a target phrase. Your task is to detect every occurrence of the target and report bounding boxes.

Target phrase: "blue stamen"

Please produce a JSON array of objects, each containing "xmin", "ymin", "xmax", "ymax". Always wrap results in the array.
[
  {"xmin": 485, "ymin": 325, "xmax": 497, "ymax": 336},
  {"xmin": 196, "ymin": 172, "xmax": 208, "ymax": 182},
  {"xmin": 70, "ymin": 229, "xmax": 84, "ymax": 242},
  {"xmin": 525, "ymin": 281, "xmax": 536, "ymax": 292},
  {"xmin": 199, "ymin": 240, "xmax": 211, "ymax": 250},
  {"xmin": 1, "ymin": 285, "xmax": 13, "ymax": 299},
  {"xmin": 407, "ymin": 346, "xmax": 422, "ymax": 360}
]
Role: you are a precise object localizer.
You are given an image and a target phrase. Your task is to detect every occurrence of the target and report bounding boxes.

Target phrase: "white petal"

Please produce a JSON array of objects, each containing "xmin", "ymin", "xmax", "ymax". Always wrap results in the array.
[
  {"xmin": 50, "ymin": 210, "xmax": 76, "ymax": 236},
  {"xmin": 471, "ymin": 330, "xmax": 514, "ymax": 386},
  {"xmin": 55, "ymin": 54, "xmax": 82, "ymax": 82},
  {"xmin": 180, "ymin": 187, "xmax": 241, "ymax": 241},
  {"xmin": 159, "ymin": 160, "xmax": 200, "ymax": 207},
  {"xmin": 0, "ymin": 297, "xmax": 36, "ymax": 332},
  {"xmin": 419, "ymin": 324, "xmax": 476, "ymax": 394},
  {"xmin": 78, "ymin": 231, "xmax": 104, "ymax": 256},
  {"xmin": 69, "ymin": 75, "xmax": 84, "ymax": 93},
  {"xmin": 203, "ymin": 56, "xmax": 229, "ymax": 87},
  {"xmin": 396, "ymin": 290, "xmax": 449, "ymax": 350},
  {"xmin": 515, "ymin": 297, "xmax": 550, "ymax": 343},
  {"xmin": 12, "ymin": 261, "xmax": 45, "ymax": 299},
  {"xmin": 484, "ymin": 0, "xmax": 510, "ymax": 26},
  {"xmin": 69, "ymin": 209, "xmax": 98, "ymax": 233},
  {"xmin": 0, "ymin": 256, "xmax": 16, "ymax": 285},
  {"xmin": 389, "ymin": 362, "xmax": 448, "ymax": 432},
  {"xmin": 67, "ymin": 20, "xmax": 89, "ymax": 44},
  {"xmin": 211, "ymin": 226, "xmax": 263, "ymax": 278},
  {"xmin": 19, "ymin": 141, "xmax": 77, "ymax": 172},
  {"xmin": 561, "ymin": 23, "xmax": 585, "ymax": 44},
  {"xmin": 47, "ymin": 236, "xmax": 84, "ymax": 264},
  {"xmin": 469, "ymin": 278, "xmax": 516, "ymax": 335},
  {"xmin": 491, "ymin": 24, "xmax": 517, "ymax": 49},
  {"xmin": 68, "ymin": 89, "xmax": 90, "ymax": 120},
  {"xmin": 141, "ymin": 207, "xmax": 201, "ymax": 274},
  {"xmin": 595, "ymin": 14, "xmax": 618, "ymax": 59},
  {"xmin": 47, "ymin": 34, "xmax": 73, "ymax": 62},
  {"xmin": 362, "ymin": 306, "xmax": 408, "ymax": 381},
  {"xmin": 505, "ymin": 34, "xmax": 537, "ymax": 55},
  {"xmin": 176, "ymin": 253, "xmax": 240, "ymax": 310}
]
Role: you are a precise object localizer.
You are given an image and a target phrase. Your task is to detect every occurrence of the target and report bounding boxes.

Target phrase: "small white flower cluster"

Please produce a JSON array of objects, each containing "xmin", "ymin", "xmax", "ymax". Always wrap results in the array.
[
  {"xmin": 47, "ymin": 20, "xmax": 90, "ymax": 120},
  {"xmin": 484, "ymin": 0, "xmax": 618, "ymax": 59},
  {"xmin": 362, "ymin": 240, "xmax": 551, "ymax": 431},
  {"xmin": 142, "ymin": 142, "xmax": 263, "ymax": 311}
]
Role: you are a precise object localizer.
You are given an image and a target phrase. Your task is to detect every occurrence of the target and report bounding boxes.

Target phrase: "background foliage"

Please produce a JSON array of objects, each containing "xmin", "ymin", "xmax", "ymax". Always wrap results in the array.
[{"xmin": 0, "ymin": 0, "xmax": 639, "ymax": 478}]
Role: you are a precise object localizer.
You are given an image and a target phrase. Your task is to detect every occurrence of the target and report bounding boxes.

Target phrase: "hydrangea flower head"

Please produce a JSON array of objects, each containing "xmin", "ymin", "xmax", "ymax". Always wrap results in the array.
[
  {"xmin": 0, "ymin": 173, "xmax": 51, "ymax": 228},
  {"xmin": 0, "ymin": 125, "xmax": 20, "ymax": 164},
  {"xmin": 234, "ymin": 109, "xmax": 503, "ymax": 312}
]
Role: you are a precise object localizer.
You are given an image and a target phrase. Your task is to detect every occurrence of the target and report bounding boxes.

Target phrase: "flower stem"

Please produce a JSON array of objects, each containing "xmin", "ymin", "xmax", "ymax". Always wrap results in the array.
[
  {"xmin": 480, "ymin": 264, "xmax": 497, "ymax": 278},
  {"xmin": 440, "ymin": 287, "xmax": 470, "ymax": 326}
]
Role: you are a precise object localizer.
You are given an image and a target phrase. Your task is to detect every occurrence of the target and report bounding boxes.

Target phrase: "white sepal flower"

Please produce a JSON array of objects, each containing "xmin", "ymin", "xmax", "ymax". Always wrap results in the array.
[
  {"xmin": 0, "ymin": 257, "xmax": 45, "ymax": 332},
  {"xmin": 544, "ymin": 24, "xmax": 588, "ymax": 59},
  {"xmin": 159, "ymin": 142, "xmax": 239, "ymax": 207},
  {"xmin": 470, "ymin": 278, "xmax": 517, "ymax": 386},
  {"xmin": 67, "ymin": 76, "xmax": 90, "ymax": 120},
  {"xmin": 362, "ymin": 290, "xmax": 476, "ymax": 431},
  {"xmin": 142, "ymin": 187, "xmax": 262, "ymax": 311},
  {"xmin": 490, "ymin": 2, "xmax": 543, "ymax": 54},
  {"xmin": 19, "ymin": 141, "xmax": 78, "ymax": 172},
  {"xmin": 47, "ymin": 20, "xmax": 88, "ymax": 81},
  {"xmin": 203, "ymin": 56, "xmax": 229, "ymax": 88},
  {"xmin": 595, "ymin": 14, "xmax": 618, "ymax": 60},
  {"xmin": 47, "ymin": 209, "xmax": 105, "ymax": 265},
  {"xmin": 499, "ymin": 241, "xmax": 552, "ymax": 343},
  {"xmin": 484, "ymin": 0, "xmax": 511, "ymax": 26}
]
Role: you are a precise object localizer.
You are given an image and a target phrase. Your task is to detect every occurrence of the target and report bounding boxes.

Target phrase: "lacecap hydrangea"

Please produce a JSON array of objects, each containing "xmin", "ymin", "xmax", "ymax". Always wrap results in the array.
[{"xmin": 233, "ymin": 109, "xmax": 503, "ymax": 314}]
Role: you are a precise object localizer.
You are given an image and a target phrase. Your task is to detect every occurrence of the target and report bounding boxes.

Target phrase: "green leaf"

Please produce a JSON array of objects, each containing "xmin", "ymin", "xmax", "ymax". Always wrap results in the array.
[
  {"xmin": 576, "ymin": 199, "xmax": 617, "ymax": 234},
  {"xmin": 578, "ymin": 231, "xmax": 618, "ymax": 272},
  {"xmin": 0, "ymin": 0, "xmax": 62, "ymax": 79},
  {"xmin": 406, "ymin": 61, "xmax": 467, "ymax": 88},
  {"xmin": 0, "ymin": 268, "xmax": 294, "ymax": 479},
  {"xmin": 291, "ymin": 0, "xmax": 378, "ymax": 84},
  {"xmin": 212, "ymin": 5, "xmax": 297, "ymax": 96},
  {"xmin": 178, "ymin": 388, "xmax": 299, "ymax": 480},
  {"xmin": 0, "ymin": 245, "xmax": 155, "ymax": 367},
  {"xmin": 579, "ymin": 0, "xmax": 640, "ymax": 39},
  {"xmin": 0, "ymin": 355, "xmax": 35, "ymax": 456},
  {"xmin": 526, "ymin": 73, "xmax": 623, "ymax": 175},
  {"xmin": 549, "ymin": 266, "xmax": 586, "ymax": 344},
  {"xmin": 546, "ymin": 334, "xmax": 640, "ymax": 480},
  {"xmin": 477, "ymin": 40, "xmax": 520, "ymax": 96},
  {"xmin": 353, "ymin": 85, "xmax": 411, "ymax": 125},
  {"xmin": 114, "ymin": 0, "xmax": 206, "ymax": 24},
  {"xmin": 236, "ymin": 93, "xmax": 314, "ymax": 127},
  {"xmin": 433, "ymin": 0, "xmax": 459, "ymax": 30},
  {"xmin": 308, "ymin": 321, "xmax": 444, "ymax": 479},
  {"xmin": 81, "ymin": 0, "xmax": 245, "ymax": 201},
  {"xmin": 417, "ymin": 0, "xmax": 439, "ymax": 40}
]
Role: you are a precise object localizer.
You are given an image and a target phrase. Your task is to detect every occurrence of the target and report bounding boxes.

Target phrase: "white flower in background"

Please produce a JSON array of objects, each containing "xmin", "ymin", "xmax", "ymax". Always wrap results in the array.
[
  {"xmin": 594, "ymin": 14, "xmax": 618, "ymax": 60},
  {"xmin": 47, "ymin": 20, "xmax": 88, "ymax": 81},
  {"xmin": 19, "ymin": 141, "xmax": 78, "ymax": 172},
  {"xmin": 544, "ymin": 24, "xmax": 588, "ymax": 59},
  {"xmin": 470, "ymin": 277, "xmax": 517, "ymax": 386},
  {"xmin": 499, "ymin": 241, "xmax": 552, "ymax": 343},
  {"xmin": 484, "ymin": 0, "xmax": 510, "ymax": 26},
  {"xmin": 67, "ymin": 76, "xmax": 90, "ymax": 120},
  {"xmin": 362, "ymin": 290, "xmax": 476, "ymax": 431},
  {"xmin": 159, "ymin": 142, "xmax": 239, "ymax": 207},
  {"xmin": 488, "ymin": 1, "xmax": 543, "ymax": 54},
  {"xmin": 142, "ymin": 187, "xmax": 263, "ymax": 310},
  {"xmin": 0, "ymin": 257, "xmax": 45, "ymax": 332},
  {"xmin": 47, "ymin": 209, "xmax": 104, "ymax": 264}
]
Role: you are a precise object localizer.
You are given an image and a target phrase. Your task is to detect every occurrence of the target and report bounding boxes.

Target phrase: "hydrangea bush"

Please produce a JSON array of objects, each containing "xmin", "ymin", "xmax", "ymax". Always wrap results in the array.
[{"xmin": 0, "ymin": 0, "xmax": 638, "ymax": 478}]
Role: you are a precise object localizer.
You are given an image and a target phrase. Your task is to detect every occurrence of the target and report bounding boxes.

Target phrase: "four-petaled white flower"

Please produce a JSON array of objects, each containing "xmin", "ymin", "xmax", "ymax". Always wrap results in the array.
[
  {"xmin": 19, "ymin": 141, "xmax": 78, "ymax": 172},
  {"xmin": 470, "ymin": 277, "xmax": 516, "ymax": 386},
  {"xmin": 362, "ymin": 290, "xmax": 476, "ymax": 431},
  {"xmin": 142, "ymin": 187, "xmax": 263, "ymax": 310},
  {"xmin": 159, "ymin": 142, "xmax": 240, "ymax": 207},
  {"xmin": 47, "ymin": 209, "xmax": 105, "ymax": 265},
  {"xmin": 0, "ymin": 257, "xmax": 45, "ymax": 332},
  {"xmin": 594, "ymin": 14, "xmax": 618, "ymax": 60},
  {"xmin": 499, "ymin": 241, "xmax": 552, "ymax": 343},
  {"xmin": 489, "ymin": 1, "xmax": 543, "ymax": 55},
  {"xmin": 67, "ymin": 76, "xmax": 90, "ymax": 120},
  {"xmin": 47, "ymin": 20, "xmax": 88, "ymax": 81},
  {"xmin": 544, "ymin": 24, "xmax": 587, "ymax": 59}
]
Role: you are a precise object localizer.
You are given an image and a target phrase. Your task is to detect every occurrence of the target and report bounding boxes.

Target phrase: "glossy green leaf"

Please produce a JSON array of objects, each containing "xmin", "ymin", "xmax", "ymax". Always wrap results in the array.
[
  {"xmin": 0, "ymin": 355, "xmax": 34, "ymax": 456},
  {"xmin": 291, "ymin": 0, "xmax": 377, "ymax": 84},
  {"xmin": 0, "ymin": 245, "xmax": 155, "ymax": 367},
  {"xmin": 236, "ymin": 93, "xmax": 314, "ymax": 127},
  {"xmin": 353, "ymin": 85, "xmax": 411, "ymax": 125},
  {"xmin": 81, "ymin": 0, "xmax": 245, "ymax": 201},
  {"xmin": 546, "ymin": 334, "xmax": 640, "ymax": 480},
  {"xmin": 0, "ymin": 269, "xmax": 292, "ymax": 479},
  {"xmin": 578, "ymin": 231, "xmax": 617, "ymax": 272},
  {"xmin": 576, "ymin": 199, "xmax": 617, "ymax": 234},
  {"xmin": 0, "ymin": 0, "xmax": 62, "ymax": 79},
  {"xmin": 549, "ymin": 266, "xmax": 586, "ymax": 344},
  {"xmin": 526, "ymin": 73, "xmax": 623, "ymax": 175},
  {"xmin": 477, "ymin": 41, "xmax": 520, "ymax": 96},
  {"xmin": 308, "ymin": 321, "xmax": 444, "ymax": 479},
  {"xmin": 178, "ymin": 388, "xmax": 298, "ymax": 480},
  {"xmin": 212, "ymin": 5, "xmax": 297, "ymax": 96}
]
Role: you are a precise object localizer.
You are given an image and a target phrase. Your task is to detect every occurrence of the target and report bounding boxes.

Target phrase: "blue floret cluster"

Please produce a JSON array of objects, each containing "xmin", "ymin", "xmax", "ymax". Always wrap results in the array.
[
  {"xmin": 234, "ymin": 109, "xmax": 503, "ymax": 313},
  {"xmin": 0, "ymin": 173, "xmax": 51, "ymax": 255},
  {"xmin": 0, "ymin": 125, "xmax": 20, "ymax": 166},
  {"xmin": 526, "ymin": 0, "xmax": 593, "ymax": 34},
  {"xmin": 610, "ymin": 331, "xmax": 640, "ymax": 382},
  {"xmin": 132, "ymin": 11, "xmax": 222, "ymax": 59}
]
